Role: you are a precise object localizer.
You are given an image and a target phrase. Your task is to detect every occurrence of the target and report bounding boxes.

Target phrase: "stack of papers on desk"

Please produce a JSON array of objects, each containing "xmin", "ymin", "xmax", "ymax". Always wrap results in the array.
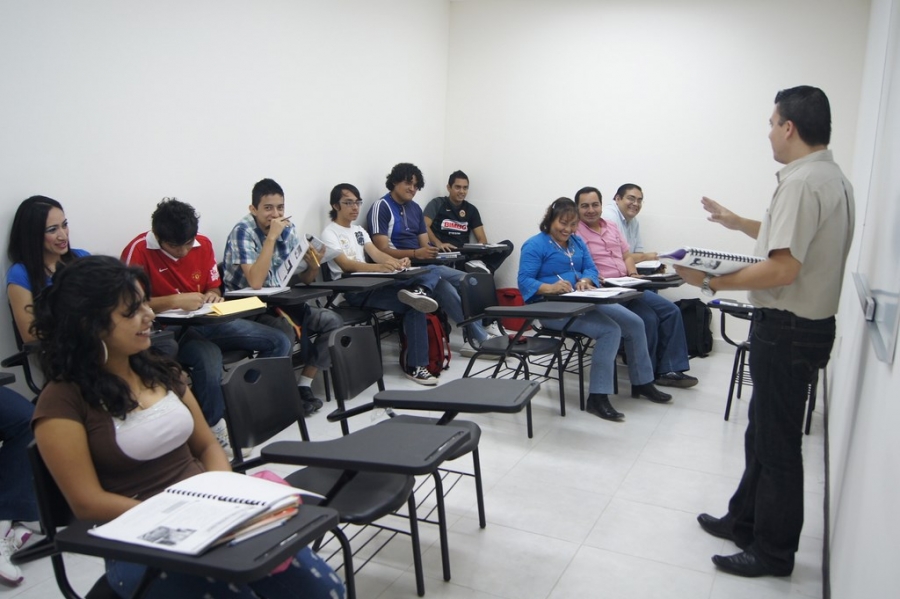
[
  {"xmin": 156, "ymin": 296, "xmax": 266, "ymax": 318},
  {"xmin": 87, "ymin": 472, "xmax": 307, "ymax": 555},
  {"xmin": 562, "ymin": 287, "xmax": 632, "ymax": 298},
  {"xmin": 225, "ymin": 287, "xmax": 290, "ymax": 297},
  {"xmin": 603, "ymin": 276, "xmax": 646, "ymax": 287}
]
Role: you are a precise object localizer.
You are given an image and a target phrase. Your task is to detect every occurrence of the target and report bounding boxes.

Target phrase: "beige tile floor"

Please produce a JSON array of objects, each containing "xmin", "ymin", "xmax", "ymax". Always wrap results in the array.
[{"xmin": 5, "ymin": 332, "xmax": 825, "ymax": 599}]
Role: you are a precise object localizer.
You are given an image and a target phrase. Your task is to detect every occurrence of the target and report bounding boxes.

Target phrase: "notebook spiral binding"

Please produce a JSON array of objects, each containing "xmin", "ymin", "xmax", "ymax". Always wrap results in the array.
[{"xmin": 685, "ymin": 247, "xmax": 760, "ymax": 263}]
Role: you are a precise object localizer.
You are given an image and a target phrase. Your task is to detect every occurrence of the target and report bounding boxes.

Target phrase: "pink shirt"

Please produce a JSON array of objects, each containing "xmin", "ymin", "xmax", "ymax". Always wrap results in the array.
[{"xmin": 576, "ymin": 219, "xmax": 629, "ymax": 278}]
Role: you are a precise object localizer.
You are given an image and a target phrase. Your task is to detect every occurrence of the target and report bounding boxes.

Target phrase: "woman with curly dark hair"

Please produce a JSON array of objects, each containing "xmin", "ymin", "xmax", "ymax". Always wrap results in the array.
[
  {"xmin": 31, "ymin": 256, "xmax": 343, "ymax": 598},
  {"xmin": 6, "ymin": 196, "xmax": 89, "ymax": 343}
]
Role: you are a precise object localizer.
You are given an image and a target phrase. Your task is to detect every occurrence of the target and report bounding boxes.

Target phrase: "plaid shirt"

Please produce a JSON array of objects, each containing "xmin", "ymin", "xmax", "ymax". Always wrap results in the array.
[{"xmin": 222, "ymin": 213, "xmax": 300, "ymax": 290}]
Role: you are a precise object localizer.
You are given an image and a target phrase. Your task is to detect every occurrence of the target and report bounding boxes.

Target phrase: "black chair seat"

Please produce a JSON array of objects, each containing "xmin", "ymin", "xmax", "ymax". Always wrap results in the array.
[
  {"xmin": 478, "ymin": 334, "xmax": 560, "ymax": 356},
  {"xmin": 286, "ymin": 468, "xmax": 414, "ymax": 523}
]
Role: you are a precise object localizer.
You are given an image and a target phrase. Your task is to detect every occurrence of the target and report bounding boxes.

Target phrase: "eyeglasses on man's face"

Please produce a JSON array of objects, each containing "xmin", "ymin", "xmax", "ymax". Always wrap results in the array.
[{"xmin": 340, "ymin": 200, "xmax": 363, "ymax": 207}]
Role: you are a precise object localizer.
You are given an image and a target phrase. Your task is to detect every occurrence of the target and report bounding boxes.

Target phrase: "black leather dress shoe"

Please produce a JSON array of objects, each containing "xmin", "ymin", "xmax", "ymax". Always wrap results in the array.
[
  {"xmin": 631, "ymin": 383, "xmax": 672, "ymax": 403},
  {"xmin": 712, "ymin": 550, "xmax": 791, "ymax": 578},
  {"xmin": 586, "ymin": 394, "xmax": 624, "ymax": 422},
  {"xmin": 697, "ymin": 513, "xmax": 749, "ymax": 549}
]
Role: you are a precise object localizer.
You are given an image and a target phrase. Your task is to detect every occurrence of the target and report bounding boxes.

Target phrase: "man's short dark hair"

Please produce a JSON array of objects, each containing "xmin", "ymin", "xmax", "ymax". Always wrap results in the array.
[
  {"xmin": 614, "ymin": 184, "xmax": 642, "ymax": 200},
  {"xmin": 385, "ymin": 163, "xmax": 424, "ymax": 191},
  {"xmin": 447, "ymin": 170, "xmax": 468, "ymax": 187},
  {"xmin": 539, "ymin": 198, "xmax": 577, "ymax": 234},
  {"xmin": 151, "ymin": 198, "xmax": 199, "ymax": 245},
  {"xmin": 252, "ymin": 178, "xmax": 285, "ymax": 208},
  {"xmin": 774, "ymin": 85, "xmax": 831, "ymax": 147},
  {"xmin": 328, "ymin": 183, "xmax": 361, "ymax": 221},
  {"xmin": 574, "ymin": 186, "xmax": 602, "ymax": 205}
]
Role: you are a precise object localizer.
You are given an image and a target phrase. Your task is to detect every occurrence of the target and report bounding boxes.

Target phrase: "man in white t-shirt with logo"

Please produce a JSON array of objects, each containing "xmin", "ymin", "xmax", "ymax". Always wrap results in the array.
[{"xmin": 321, "ymin": 183, "xmax": 442, "ymax": 385}]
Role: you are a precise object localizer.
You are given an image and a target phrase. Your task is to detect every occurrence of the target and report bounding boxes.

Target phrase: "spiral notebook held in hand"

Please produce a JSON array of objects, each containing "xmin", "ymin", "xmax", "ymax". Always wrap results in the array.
[
  {"xmin": 660, "ymin": 246, "xmax": 763, "ymax": 275},
  {"xmin": 87, "ymin": 471, "xmax": 308, "ymax": 555}
]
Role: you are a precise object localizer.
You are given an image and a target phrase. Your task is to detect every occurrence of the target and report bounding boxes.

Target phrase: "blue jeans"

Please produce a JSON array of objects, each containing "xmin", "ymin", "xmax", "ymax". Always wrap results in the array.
[
  {"xmin": 594, "ymin": 303, "xmax": 656, "ymax": 385},
  {"xmin": 540, "ymin": 306, "xmax": 621, "ymax": 395},
  {"xmin": 106, "ymin": 545, "xmax": 344, "ymax": 598},
  {"xmin": 624, "ymin": 291, "xmax": 691, "ymax": 375},
  {"xmin": 346, "ymin": 283, "xmax": 428, "ymax": 368},
  {"xmin": 177, "ymin": 319, "xmax": 292, "ymax": 425},
  {"xmin": 428, "ymin": 265, "xmax": 489, "ymax": 344},
  {"xmin": 0, "ymin": 387, "xmax": 39, "ymax": 522},
  {"xmin": 726, "ymin": 309, "xmax": 835, "ymax": 573}
]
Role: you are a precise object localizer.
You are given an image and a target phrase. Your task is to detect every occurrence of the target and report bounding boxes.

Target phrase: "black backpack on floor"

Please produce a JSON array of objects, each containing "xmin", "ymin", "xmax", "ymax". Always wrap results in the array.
[{"xmin": 675, "ymin": 298, "xmax": 713, "ymax": 358}]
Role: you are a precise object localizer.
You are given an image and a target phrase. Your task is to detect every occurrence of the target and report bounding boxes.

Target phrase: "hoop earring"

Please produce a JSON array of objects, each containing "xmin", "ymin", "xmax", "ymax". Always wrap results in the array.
[{"xmin": 100, "ymin": 340, "xmax": 109, "ymax": 365}]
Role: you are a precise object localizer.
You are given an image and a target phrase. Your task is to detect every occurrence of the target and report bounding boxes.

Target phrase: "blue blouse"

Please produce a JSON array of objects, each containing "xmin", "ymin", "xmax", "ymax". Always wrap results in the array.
[
  {"xmin": 517, "ymin": 232, "xmax": 599, "ymax": 302},
  {"xmin": 6, "ymin": 248, "xmax": 91, "ymax": 292}
]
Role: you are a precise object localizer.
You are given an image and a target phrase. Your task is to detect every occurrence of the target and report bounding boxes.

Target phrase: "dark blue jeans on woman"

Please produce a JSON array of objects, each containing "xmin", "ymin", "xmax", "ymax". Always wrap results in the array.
[{"xmin": 726, "ymin": 308, "xmax": 835, "ymax": 574}]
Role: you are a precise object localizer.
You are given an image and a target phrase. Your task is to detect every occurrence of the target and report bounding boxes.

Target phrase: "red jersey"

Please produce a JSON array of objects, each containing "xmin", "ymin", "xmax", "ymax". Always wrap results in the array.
[{"xmin": 121, "ymin": 232, "xmax": 221, "ymax": 296}]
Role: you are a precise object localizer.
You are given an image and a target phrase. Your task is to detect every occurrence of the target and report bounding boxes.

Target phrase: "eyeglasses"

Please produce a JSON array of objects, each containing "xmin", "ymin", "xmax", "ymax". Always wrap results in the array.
[
  {"xmin": 623, "ymin": 195, "xmax": 643, "ymax": 205},
  {"xmin": 340, "ymin": 200, "xmax": 363, "ymax": 207}
]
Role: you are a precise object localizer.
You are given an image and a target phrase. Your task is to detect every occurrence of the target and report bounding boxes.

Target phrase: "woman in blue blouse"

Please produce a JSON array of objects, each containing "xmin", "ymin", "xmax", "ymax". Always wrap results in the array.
[
  {"xmin": 518, "ymin": 198, "xmax": 670, "ymax": 421},
  {"xmin": 7, "ymin": 196, "xmax": 90, "ymax": 343}
]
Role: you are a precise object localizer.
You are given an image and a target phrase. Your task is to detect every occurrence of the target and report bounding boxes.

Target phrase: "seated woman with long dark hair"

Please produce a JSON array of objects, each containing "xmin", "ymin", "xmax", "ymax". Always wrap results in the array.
[
  {"xmin": 30, "ymin": 256, "xmax": 343, "ymax": 598},
  {"xmin": 518, "ymin": 198, "xmax": 671, "ymax": 421},
  {"xmin": 6, "ymin": 196, "xmax": 89, "ymax": 343}
]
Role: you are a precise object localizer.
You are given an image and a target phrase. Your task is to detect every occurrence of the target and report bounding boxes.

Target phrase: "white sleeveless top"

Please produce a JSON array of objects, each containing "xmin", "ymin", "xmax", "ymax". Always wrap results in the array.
[{"xmin": 113, "ymin": 391, "xmax": 194, "ymax": 461}]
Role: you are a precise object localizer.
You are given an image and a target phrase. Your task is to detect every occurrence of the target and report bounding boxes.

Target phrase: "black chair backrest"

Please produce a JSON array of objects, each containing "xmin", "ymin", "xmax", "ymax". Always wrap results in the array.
[
  {"xmin": 27, "ymin": 441, "xmax": 75, "ymax": 539},
  {"xmin": 459, "ymin": 273, "xmax": 498, "ymax": 320},
  {"xmin": 328, "ymin": 325, "xmax": 384, "ymax": 402},
  {"xmin": 221, "ymin": 357, "xmax": 309, "ymax": 450}
]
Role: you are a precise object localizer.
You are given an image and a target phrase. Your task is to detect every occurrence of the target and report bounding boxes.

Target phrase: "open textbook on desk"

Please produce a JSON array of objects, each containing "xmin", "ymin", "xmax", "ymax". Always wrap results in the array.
[
  {"xmin": 87, "ymin": 471, "xmax": 319, "ymax": 555},
  {"xmin": 660, "ymin": 246, "xmax": 763, "ymax": 275}
]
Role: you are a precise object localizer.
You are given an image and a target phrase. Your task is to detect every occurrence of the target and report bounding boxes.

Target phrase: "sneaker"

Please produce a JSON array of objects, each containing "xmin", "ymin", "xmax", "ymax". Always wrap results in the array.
[
  {"xmin": 298, "ymin": 386, "xmax": 324, "ymax": 413},
  {"xmin": 464, "ymin": 260, "xmax": 490, "ymax": 275},
  {"xmin": 405, "ymin": 366, "xmax": 438, "ymax": 386},
  {"xmin": 10, "ymin": 523, "xmax": 40, "ymax": 550},
  {"xmin": 655, "ymin": 371, "xmax": 700, "ymax": 388},
  {"xmin": 484, "ymin": 322, "xmax": 502, "ymax": 337},
  {"xmin": 211, "ymin": 419, "xmax": 236, "ymax": 459},
  {"xmin": 1, "ymin": 523, "xmax": 24, "ymax": 586},
  {"xmin": 397, "ymin": 287, "xmax": 438, "ymax": 313}
]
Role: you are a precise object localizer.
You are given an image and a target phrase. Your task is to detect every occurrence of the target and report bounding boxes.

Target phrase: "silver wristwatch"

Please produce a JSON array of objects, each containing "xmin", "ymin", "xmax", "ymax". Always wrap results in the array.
[{"xmin": 701, "ymin": 274, "xmax": 716, "ymax": 297}]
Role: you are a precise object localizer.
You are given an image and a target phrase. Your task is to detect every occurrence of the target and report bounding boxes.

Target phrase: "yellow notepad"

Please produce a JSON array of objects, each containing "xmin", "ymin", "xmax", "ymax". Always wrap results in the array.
[{"xmin": 210, "ymin": 296, "xmax": 266, "ymax": 316}]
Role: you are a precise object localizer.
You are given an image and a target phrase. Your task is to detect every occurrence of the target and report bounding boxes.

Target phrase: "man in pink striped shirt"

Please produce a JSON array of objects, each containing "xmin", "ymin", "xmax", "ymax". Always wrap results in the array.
[{"xmin": 576, "ymin": 186, "xmax": 697, "ymax": 388}]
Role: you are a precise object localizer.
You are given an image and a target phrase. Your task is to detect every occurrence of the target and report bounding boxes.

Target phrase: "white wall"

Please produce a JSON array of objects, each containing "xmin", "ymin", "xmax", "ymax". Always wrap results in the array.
[
  {"xmin": 828, "ymin": 1, "xmax": 900, "ymax": 597},
  {"xmin": 445, "ymin": 0, "xmax": 869, "ymax": 298},
  {"xmin": 0, "ymin": 0, "xmax": 450, "ymax": 396}
]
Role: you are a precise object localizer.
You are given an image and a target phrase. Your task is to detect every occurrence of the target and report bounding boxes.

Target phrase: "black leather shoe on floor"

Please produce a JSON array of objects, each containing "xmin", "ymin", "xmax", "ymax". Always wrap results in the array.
[
  {"xmin": 631, "ymin": 383, "xmax": 672, "ymax": 403},
  {"xmin": 655, "ymin": 371, "xmax": 699, "ymax": 388},
  {"xmin": 712, "ymin": 550, "xmax": 791, "ymax": 578},
  {"xmin": 586, "ymin": 394, "xmax": 624, "ymax": 422},
  {"xmin": 697, "ymin": 513, "xmax": 747, "ymax": 547}
]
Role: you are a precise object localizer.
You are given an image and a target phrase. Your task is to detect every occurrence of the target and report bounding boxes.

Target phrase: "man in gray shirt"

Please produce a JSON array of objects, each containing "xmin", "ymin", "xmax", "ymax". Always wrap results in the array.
[
  {"xmin": 676, "ymin": 86, "xmax": 854, "ymax": 578},
  {"xmin": 601, "ymin": 184, "xmax": 658, "ymax": 264}
]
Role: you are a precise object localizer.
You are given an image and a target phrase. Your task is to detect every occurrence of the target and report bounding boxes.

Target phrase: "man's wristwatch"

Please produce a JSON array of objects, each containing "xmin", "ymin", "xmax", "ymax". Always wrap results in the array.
[{"xmin": 701, "ymin": 274, "xmax": 716, "ymax": 297}]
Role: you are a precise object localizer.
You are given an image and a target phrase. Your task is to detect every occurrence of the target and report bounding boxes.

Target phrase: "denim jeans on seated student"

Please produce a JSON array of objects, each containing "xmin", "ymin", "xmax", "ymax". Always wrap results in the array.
[
  {"xmin": 539, "ymin": 308, "xmax": 621, "ymax": 395},
  {"xmin": 345, "ymin": 288, "xmax": 429, "ymax": 368},
  {"xmin": 624, "ymin": 290, "xmax": 690, "ymax": 375},
  {"xmin": 0, "ymin": 387, "xmax": 39, "ymax": 523},
  {"xmin": 428, "ymin": 265, "xmax": 489, "ymax": 344},
  {"xmin": 105, "ymin": 545, "xmax": 345, "ymax": 599},
  {"xmin": 176, "ymin": 319, "xmax": 292, "ymax": 426},
  {"xmin": 593, "ymin": 303, "xmax": 656, "ymax": 385}
]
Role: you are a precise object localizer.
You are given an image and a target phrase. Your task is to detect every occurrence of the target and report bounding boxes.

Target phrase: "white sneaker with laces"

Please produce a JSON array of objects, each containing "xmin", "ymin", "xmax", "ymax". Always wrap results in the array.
[
  {"xmin": 210, "ymin": 418, "xmax": 251, "ymax": 459},
  {"xmin": 405, "ymin": 366, "xmax": 438, "ymax": 386},
  {"xmin": 484, "ymin": 323, "xmax": 502, "ymax": 337},
  {"xmin": 1, "ymin": 522, "xmax": 24, "ymax": 586},
  {"xmin": 464, "ymin": 260, "xmax": 491, "ymax": 275},
  {"xmin": 397, "ymin": 287, "xmax": 438, "ymax": 313}
]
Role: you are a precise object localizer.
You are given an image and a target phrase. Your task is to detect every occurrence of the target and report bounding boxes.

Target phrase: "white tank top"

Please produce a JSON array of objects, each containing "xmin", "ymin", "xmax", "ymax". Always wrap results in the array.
[{"xmin": 113, "ymin": 391, "xmax": 194, "ymax": 461}]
